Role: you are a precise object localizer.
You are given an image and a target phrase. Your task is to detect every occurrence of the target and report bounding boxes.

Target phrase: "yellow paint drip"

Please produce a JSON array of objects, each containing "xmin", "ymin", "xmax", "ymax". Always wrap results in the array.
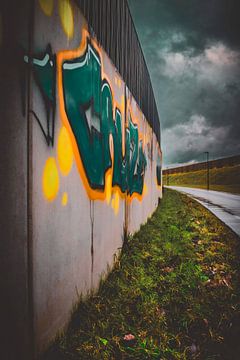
[
  {"xmin": 62, "ymin": 192, "xmax": 68, "ymax": 206},
  {"xmin": 57, "ymin": 126, "xmax": 73, "ymax": 176},
  {"xmin": 111, "ymin": 191, "xmax": 120, "ymax": 215},
  {"xmin": 39, "ymin": 0, "xmax": 54, "ymax": 16},
  {"xmin": 105, "ymin": 172, "xmax": 112, "ymax": 204},
  {"xmin": 58, "ymin": 0, "xmax": 74, "ymax": 39},
  {"xmin": 143, "ymin": 183, "xmax": 148, "ymax": 197},
  {"xmin": 42, "ymin": 158, "xmax": 59, "ymax": 201},
  {"xmin": 121, "ymin": 95, "xmax": 125, "ymax": 108}
]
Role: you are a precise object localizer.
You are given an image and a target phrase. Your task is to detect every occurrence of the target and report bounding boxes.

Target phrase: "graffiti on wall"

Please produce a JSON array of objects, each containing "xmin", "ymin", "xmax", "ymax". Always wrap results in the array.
[
  {"xmin": 60, "ymin": 39, "xmax": 147, "ymax": 197},
  {"xmin": 25, "ymin": 29, "xmax": 148, "ymax": 205},
  {"xmin": 24, "ymin": 45, "xmax": 56, "ymax": 146},
  {"xmin": 23, "ymin": 0, "xmax": 161, "ymax": 212}
]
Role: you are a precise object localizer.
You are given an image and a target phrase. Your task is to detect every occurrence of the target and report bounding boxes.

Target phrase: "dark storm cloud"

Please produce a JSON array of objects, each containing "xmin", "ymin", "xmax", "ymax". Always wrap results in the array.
[
  {"xmin": 129, "ymin": 0, "xmax": 240, "ymax": 51},
  {"xmin": 128, "ymin": 0, "xmax": 240, "ymax": 165}
]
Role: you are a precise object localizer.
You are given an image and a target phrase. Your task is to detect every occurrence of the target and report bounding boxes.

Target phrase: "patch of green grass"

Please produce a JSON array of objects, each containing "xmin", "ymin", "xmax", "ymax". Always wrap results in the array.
[
  {"xmin": 163, "ymin": 164, "xmax": 240, "ymax": 194},
  {"xmin": 43, "ymin": 189, "xmax": 240, "ymax": 360}
]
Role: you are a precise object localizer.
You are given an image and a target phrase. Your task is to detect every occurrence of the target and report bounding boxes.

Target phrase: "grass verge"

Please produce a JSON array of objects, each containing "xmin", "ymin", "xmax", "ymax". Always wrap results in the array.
[
  {"xmin": 163, "ymin": 165, "xmax": 240, "ymax": 194},
  {"xmin": 44, "ymin": 189, "xmax": 240, "ymax": 360}
]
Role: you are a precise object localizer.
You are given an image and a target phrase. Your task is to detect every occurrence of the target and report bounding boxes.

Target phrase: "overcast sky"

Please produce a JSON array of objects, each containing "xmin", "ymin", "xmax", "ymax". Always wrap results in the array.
[{"xmin": 128, "ymin": 0, "xmax": 240, "ymax": 166}]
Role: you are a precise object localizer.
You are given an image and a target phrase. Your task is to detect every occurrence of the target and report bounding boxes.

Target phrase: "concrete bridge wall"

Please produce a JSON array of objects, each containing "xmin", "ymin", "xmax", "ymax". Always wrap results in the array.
[{"xmin": 0, "ymin": 1, "xmax": 162, "ymax": 358}]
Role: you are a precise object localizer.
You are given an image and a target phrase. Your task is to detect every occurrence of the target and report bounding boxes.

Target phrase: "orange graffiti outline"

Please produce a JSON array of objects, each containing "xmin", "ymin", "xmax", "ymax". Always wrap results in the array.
[{"xmin": 57, "ymin": 27, "xmax": 151, "ymax": 202}]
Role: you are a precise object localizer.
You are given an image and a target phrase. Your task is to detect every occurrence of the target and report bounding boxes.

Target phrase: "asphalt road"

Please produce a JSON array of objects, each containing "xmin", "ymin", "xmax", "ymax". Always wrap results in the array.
[{"xmin": 167, "ymin": 186, "xmax": 240, "ymax": 237}]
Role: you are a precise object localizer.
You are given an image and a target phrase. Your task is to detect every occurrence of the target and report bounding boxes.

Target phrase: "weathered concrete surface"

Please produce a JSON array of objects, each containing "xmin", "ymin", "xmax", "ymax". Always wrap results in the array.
[
  {"xmin": 30, "ymin": 1, "xmax": 162, "ymax": 356},
  {"xmin": 168, "ymin": 186, "xmax": 240, "ymax": 237}
]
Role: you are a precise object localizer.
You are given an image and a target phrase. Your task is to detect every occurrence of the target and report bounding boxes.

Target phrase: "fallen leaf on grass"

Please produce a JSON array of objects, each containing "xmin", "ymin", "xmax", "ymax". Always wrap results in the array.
[
  {"xmin": 204, "ymin": 275, "xmax": 233, "ymax": 289},
  {"xmin": 203, "ymin": 318, "xmax": 209, "ymax": 326},
  {"xmin": 156, "ymin": 306, "xmax": 166, "ymax": 317},
  {"xmin": 123, "ymin": 333, "xmax": 136, "ymax": 347},
  {"xmin": 221, "ymin": 277, "xmax": 233, "ymax": 289},
  {"xmin": 124, "ymin": 334, "xmax": 135, "ymax": 341}
]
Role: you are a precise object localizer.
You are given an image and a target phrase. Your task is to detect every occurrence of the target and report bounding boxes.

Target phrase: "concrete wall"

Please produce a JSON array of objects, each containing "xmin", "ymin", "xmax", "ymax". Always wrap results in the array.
[{"xmin": 1, "ymin": 1, "xmax": 162, "ymax": 358}]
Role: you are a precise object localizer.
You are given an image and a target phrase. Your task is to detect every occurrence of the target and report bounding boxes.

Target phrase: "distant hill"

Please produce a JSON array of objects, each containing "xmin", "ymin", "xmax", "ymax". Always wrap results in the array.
[
  {"xmin": 163, "ymin": 155, "xmax": 240, "ymax": 194},
  {"xmin": 163, "ymin": 155, "xmax": 240, "ymax": 175}
]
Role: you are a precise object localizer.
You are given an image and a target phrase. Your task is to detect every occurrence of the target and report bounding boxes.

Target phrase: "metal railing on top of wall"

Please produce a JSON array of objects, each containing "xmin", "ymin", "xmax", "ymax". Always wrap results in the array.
[{"xmin": 75, "ymin": 0, "xmax": 160, "ymax": 144}]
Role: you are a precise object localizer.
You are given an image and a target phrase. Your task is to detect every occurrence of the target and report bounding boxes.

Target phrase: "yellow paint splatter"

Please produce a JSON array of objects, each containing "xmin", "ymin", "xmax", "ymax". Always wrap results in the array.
[
  {"xmin": 42, "ymin": 158, "xmax": 59, "ymax": 201},
  {"xmin": 57, "ymin": 126, "xmax": 73, "ymax": 176},
  {"xmin": 62, "ymin": 192, "xmax": 68, "ymax": 206},
  {"xmin": 58, "ymin": 0, "xmax": 74, "ymax": 39},
  {"xmin": 111, "ymin": 191, "xmax": 120, "ymax": 215},
  {"xmin": 143, "ymin": 183, "xmax": 148, "ymax": 197},
  {"xmin": 39, "ymin": 0, "xmax": 54, "ymax": 16},
  {"xmin": 105, "ymin": 172, "xmax": 112, "ymax": 204}
]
